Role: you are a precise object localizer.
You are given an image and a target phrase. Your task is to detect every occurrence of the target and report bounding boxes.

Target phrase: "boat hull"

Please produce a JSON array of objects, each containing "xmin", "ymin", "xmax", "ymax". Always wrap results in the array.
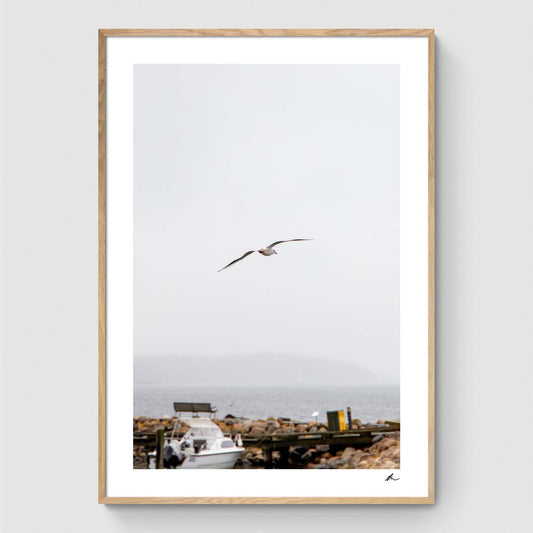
[{"xmin": 180, "ymin": 449, "xmax": 243, "ymax": 469}]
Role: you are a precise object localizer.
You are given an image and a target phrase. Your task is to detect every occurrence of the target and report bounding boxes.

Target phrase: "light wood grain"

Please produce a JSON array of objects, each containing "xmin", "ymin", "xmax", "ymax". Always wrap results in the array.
[
  {"xmin": 98, "ymin": 28, "xmax": 435, "ymax": 504},
  {"xmin": 98, "ymin": 29, "xmax": 106, "ymax": 504},
  {"xmin": 98, "ymin": 28, "xmax": 434, "ymax": 37},
  {"xmin": 428, "ymin": 30, "xmax": 436, "ymax": 505},
  {"xmin": 99, "ymin": 496, "xmax": 434, "ymax": 504}
]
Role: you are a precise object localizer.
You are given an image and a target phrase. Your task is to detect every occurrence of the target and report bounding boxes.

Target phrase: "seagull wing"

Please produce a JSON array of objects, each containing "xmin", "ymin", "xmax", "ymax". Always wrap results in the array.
[
  {"xmin": 218, "ymin": 251, "xmax": 256, "ymax": 272},
  {"xmin": 266, "ymin": 238, "xmax": 313, "ymax": 249}
]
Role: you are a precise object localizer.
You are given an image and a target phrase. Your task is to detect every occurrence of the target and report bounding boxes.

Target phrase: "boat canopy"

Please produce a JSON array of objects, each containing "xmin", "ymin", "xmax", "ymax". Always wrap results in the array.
[
  {"xmin": 180, "ymin": 418, "xmax": 225, "ymax": 440},
  {"xmin": 173, "ymin": 402, "xmax": 217, "ymax": 415}
]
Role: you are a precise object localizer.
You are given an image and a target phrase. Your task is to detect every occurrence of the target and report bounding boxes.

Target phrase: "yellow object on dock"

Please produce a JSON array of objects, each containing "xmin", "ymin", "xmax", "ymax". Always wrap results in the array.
[
  {"xmin": 326, "ymin": 410, "xmax": 347, "ymax": 431},
  {"xmin": 338, "ymin": 410, "xmax": 346, "ymax": 431}
]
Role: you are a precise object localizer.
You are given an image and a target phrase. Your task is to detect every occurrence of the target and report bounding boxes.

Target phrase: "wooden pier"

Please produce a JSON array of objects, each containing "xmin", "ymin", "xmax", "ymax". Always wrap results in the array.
[
  {"xmin": 134, "ymin": 421, "xmax": 400, "ymax": 469},
  {"xmin": 239, "ymin": 422, "xmax": 400, "ymax": 468},
  {"xmin": 241, "ymin": 421, "xmax": 400, "ymax": 449}
]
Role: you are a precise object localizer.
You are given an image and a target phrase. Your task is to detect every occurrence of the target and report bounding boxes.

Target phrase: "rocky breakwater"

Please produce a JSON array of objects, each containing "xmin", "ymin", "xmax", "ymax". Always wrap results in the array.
[
  {"xmin": 134, "ymin": 415, "xmax": 400, "ymax": 469},
  {"xmin": 300, "ymin": 432, "xmax": 400, "ymax": 469},
  {"xmin": 230, "ymin": 416, "xmax": 400, "ymax": 469}
]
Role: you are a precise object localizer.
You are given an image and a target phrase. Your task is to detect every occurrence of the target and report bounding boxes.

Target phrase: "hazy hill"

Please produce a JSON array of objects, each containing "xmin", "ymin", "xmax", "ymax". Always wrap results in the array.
[{"xmin": 134, "ymin": 354, "xmax": 380, "ymax": 387}]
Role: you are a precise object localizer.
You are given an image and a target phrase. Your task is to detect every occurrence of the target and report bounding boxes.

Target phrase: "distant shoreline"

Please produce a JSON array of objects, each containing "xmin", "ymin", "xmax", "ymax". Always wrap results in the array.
[{"xmin": 134, "ymin": 353, "xmax": 399, "ymax": 389}]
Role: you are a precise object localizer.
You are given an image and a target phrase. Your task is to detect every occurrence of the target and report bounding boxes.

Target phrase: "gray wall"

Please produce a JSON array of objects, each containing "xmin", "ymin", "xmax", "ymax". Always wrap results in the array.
[{"xmin": 2, "ymin": 0, "xmax": 532, "ymax": 531}]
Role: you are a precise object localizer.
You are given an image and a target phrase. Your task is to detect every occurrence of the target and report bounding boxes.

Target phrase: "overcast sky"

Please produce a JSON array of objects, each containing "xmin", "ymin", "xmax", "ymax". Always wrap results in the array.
[{"xmin": 134, "ymin": 64, "xmax": 399, "ymax": 384}]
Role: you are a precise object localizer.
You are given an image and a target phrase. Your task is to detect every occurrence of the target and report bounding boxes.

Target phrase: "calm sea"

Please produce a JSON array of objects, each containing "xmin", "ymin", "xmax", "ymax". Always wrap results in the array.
[{"xmin": 134, "ymin": 384, "xmax": 400, "ymax": 424}]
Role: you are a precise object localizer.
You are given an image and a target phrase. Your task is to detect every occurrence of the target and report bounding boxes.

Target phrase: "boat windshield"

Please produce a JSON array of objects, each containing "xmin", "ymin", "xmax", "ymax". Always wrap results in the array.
[{"xmin": 188, "ymin": 427, "xmax": 222, "ymax": 439}]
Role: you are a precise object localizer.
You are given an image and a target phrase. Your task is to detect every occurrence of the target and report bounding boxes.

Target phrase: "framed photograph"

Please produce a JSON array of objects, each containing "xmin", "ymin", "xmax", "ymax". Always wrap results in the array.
[{"xmin": 99, "ymin": 29, "xmax": 434, "ymax": 504}]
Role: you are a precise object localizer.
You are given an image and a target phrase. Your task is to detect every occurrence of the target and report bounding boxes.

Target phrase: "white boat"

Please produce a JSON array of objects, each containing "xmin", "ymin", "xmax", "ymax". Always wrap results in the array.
[
  {"xmin": 162, "ymin": 402, "xmax": 244, "ymax": 469},
  {"xmin": 164, "ymin": 417, "xmax": 244, "ymax": 469}
]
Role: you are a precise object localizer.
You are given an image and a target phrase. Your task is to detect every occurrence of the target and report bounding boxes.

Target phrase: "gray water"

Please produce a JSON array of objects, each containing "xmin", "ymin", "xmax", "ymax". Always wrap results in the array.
[{"xmin": 134, "ymin": 384, "xmax": 400, "ymax": 424}]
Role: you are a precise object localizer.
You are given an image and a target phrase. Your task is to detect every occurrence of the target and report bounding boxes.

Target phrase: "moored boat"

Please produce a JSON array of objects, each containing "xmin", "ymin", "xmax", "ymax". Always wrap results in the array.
[{"xmin": 163, "ymin": 402, "xmax": 244, "ymax": 469}]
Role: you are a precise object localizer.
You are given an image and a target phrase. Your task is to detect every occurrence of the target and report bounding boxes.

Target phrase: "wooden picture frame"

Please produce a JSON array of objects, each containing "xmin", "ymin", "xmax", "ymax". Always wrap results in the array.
[{"xmin": 99, "ymin": 29, "xmax": 434, "ymax": 504}]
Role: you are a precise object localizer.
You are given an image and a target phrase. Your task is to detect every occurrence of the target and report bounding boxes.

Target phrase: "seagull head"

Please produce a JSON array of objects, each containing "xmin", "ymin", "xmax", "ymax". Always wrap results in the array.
[{"xmin": 273, "ymin": 250, "xmax": 278, "ymax": 254}]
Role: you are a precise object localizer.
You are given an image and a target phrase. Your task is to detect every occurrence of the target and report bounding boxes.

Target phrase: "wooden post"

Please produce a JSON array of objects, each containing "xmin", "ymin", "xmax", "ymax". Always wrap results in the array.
[
  {"xmin": 278, "ymin": 447, "xmax": 289, "ymax": 469},
  {"xmin": 263, "ymin": 448, "xmax": 272, "ymax": 469},
  {"xmin": 347, "ymin": 407, "xmax": 353, "ymax": 430},
  {"xmin": 155, "ymin": 429, "xmax": 165, "ymax": 469}
]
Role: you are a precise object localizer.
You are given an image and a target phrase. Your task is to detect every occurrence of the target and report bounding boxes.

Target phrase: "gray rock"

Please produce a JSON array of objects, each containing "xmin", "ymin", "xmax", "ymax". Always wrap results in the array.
[{"xmin": 341, "ymin": 447, "xmax": 356, "ymax": 459}]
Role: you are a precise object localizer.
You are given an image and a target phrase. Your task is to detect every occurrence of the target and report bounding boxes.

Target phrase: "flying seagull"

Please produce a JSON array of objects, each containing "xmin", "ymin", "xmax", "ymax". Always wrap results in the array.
[{"xmin": 218, "ymin": 239, "xmax": 313, "ymax": 272}]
